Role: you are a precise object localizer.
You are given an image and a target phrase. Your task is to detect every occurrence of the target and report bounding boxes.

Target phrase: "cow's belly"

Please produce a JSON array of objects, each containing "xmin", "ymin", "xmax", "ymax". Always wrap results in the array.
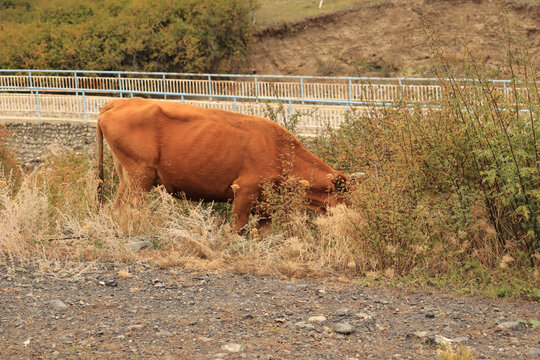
[
  {"xmin": 156, "ymin": 166, "xmax": 238, "ymax": 203},
  {"xmin": 173, "ymin": 187, "xmax": 234, "ymax": 203}
]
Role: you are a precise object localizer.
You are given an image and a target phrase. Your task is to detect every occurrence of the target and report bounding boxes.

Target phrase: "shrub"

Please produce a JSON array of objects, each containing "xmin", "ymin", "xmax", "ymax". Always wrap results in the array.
[
  {"xmin": 0, "ymin": 0, "xmax": 254, "ymax": 72},
  {"xmin": 313, "ymin": 25, "xmax": 539, "ymax": 279},
  {"xmin": 258, "ymin": 169, "xmax": 310, "ymax": 235}
]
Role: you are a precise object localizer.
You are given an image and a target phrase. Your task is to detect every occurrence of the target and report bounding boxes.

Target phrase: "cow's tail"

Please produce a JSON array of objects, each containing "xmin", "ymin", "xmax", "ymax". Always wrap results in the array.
[
  {"xmin": 96, "ymin": 116, "xmax": 105, "ymax": 203},
  {"xmin": 96, "ymin": 101, "xmax": 118, "ymax": 203}
]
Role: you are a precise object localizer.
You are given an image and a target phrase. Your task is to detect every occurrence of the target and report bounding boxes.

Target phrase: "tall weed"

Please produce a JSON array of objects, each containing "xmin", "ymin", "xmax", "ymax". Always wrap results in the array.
[
  {"xmin": 0, "ymin": 125, "xmax": 23, "ymax": 190},
  {"xmin": 313, "ymin": 24, "xmax": 539, "ymax": 281}
]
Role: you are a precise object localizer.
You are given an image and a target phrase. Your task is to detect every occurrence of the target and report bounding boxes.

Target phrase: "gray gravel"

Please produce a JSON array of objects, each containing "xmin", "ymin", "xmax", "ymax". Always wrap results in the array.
[{"xmin": 0, "ymin": 264, "xmax": 538, "ymax": 359}]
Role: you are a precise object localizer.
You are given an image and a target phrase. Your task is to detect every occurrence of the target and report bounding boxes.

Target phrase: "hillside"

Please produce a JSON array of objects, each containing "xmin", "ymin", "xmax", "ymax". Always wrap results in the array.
[{"xmin": 240, "ymin": 0, "xmax": 540, "ymax": 77}]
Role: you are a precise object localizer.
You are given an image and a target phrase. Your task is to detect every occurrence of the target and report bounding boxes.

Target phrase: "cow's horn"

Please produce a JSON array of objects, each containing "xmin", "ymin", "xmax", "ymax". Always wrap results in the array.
[
  {"xmin": 350, "ymin": 172, "xmax": 366, "ymax": 179},
  {"xmin": 349, "ymin": 172, "xmax": 366, "ymax": 183}
]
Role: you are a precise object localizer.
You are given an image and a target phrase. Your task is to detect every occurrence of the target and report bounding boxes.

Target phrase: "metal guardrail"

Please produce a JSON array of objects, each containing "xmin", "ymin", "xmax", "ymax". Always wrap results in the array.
[
  {"xmin": 0, "ymin": 69, "xmax": 533, "ymax": 125},
  {"xmin": 0, "ymin": 69, "xmax": 452, "ymax": 104},
  {"xmin": 0, "ymin": 93, "xmax": 350, "ymax": 136},
  {"xmin": 1, "ymin": 69, "xmax": 529, "ymax": 101}
]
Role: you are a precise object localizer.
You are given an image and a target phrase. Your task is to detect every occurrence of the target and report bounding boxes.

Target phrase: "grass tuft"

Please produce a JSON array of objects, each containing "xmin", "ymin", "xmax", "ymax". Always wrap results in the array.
[{"xmin": 437, "ymin": 346, "xmax": 475, "ymax": 360}]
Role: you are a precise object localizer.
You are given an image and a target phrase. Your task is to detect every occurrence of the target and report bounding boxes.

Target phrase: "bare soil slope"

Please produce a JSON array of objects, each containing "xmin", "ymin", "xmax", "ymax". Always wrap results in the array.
[{"xmin": 241, "ymin": 0, "xmax": 540, "ymax": 77}]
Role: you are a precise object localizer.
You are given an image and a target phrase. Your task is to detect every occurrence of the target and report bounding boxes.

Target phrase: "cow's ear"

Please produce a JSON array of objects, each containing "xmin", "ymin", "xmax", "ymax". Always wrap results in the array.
[{"xmin": 332, "ymin": 174, "xmax": 348, "ymax": 193}]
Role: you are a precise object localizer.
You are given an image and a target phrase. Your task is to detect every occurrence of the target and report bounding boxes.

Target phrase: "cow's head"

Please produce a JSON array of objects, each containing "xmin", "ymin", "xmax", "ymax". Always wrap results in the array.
[{"xmin": 303, "ymin": 171, "xmax": 364, "ymax": 213}]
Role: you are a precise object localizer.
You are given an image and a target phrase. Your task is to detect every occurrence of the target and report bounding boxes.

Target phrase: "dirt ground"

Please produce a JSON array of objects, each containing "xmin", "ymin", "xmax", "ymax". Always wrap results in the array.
[
  {"xmin": 241, "ymin": 0, "xmax": 540, "ymax": 77},
  {"xmin": 1, "ymin": 264, "xmax": 539, "ymax": 359}
]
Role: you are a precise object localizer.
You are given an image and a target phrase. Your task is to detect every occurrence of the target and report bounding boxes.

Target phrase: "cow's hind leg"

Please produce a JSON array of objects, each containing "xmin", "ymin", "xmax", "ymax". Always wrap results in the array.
[
  {"xmin": 125, "ymin": 167, "xmax": 157, "ymax": 207},
  {"xmin": 231, "ymin": 181, "xmax": 260, "ymax": 233},
  {"xmin": 113, "ymin": 156, "xmax": 129, "ymax": 207},
  {"xmin": 113, "ymin": 156, "xmax": 156, "ymax": 207}
]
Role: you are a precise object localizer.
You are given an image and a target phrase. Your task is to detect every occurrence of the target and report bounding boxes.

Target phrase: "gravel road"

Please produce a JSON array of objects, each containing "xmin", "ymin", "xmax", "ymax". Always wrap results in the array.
[{"xmin": 1, "ymin": 264, "xmax": 538, "ymax": 359}]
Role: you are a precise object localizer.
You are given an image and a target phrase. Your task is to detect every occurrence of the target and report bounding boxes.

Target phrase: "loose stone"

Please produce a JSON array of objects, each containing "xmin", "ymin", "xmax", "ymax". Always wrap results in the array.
[
  {"xmin": 49, "ymin": 299, "xmax": 69, "ymax": 311},
  {"xmin": 221, "ymin": 343, "xmax": 242, "ymax": 352},
  {"xmin": 527, "ymin": 348, "xmax": 540, "ymax": 358},
  {"xmin": 127, "ymin": 240, "xmax": 153, "ymax": 252},
  {"xmin": 295, "ymin": 321, "xmax": 316, "ymax": 331},
  {"xmin": 308, "ymin": 316, "xmax": 327, "ymax": 323},
  {"xmin": 335, "ymin": 308, "xmax": 350, "ymax": 316},
  {"xmin": 496, "ymin": 321, "xmax": 524, "ymax": 331},
  {"xmin": 156, "ymin": 329, "xmax": 173, "ymax": 337},
  {"xmin": 334, "ymin": 322, "xmax": 355, "ymax": 334}
]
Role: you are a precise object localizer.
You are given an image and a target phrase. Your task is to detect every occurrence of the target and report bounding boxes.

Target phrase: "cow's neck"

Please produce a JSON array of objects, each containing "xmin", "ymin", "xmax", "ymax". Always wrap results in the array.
[
  {"xmin": 275, "ymin": 131, "xmax": 336, "ymax": 181},
  {"xmin": 290, "ymin": 146, "xmax": 335, "ymax": 181}
]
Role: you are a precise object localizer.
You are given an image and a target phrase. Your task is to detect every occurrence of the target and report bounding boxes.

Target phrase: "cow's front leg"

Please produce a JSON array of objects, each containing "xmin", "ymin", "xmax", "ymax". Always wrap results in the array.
[{"xmin": 231, "ymin": 182, "xmax": 260, "ymax": 233}]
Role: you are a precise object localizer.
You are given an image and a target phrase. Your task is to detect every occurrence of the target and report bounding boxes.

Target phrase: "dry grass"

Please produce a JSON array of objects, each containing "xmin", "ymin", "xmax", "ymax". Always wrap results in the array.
[
  {"xmin": 0, "ymin": 151, "xmax": 368, "ymax": 279},
  {"xmin": 437, "ymin": 346, "xmax": 475, "ymax": 360},
  {"xmin": 0, "ymin": 145, "xmax": 538, "ymax": 302},
  {"xmin": 0, "ymin": 172, "xmax": 49, "ymax": 260},
  {"xmin": 0, "ymin": 166, "xmax": 370, "ymax": 280}
]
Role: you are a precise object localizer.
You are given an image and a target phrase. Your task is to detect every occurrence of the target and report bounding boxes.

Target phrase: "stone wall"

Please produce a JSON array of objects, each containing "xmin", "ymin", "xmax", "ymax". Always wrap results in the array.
[{"xmin": 0, "ymin": 118, "xmax": 97, "ymax": 167}]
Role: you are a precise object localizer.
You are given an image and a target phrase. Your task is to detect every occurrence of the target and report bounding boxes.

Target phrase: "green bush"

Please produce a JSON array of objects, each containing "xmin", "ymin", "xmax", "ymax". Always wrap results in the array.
[{"xmin": 0, "ymin": 0, "xmax": 254, "ymax": 72}]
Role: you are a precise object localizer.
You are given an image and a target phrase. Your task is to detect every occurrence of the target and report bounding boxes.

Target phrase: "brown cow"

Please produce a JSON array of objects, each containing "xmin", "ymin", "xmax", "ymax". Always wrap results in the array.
[{"xmin": 97, "ymin": 97, "xmax": 356, "ymax": 231}]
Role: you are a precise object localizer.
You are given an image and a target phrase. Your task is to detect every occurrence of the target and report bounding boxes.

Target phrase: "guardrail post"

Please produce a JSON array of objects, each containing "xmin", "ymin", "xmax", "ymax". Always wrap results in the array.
[
  {"xmin": 348, "ymin": 78, "xmax": 352, "ymax": 107},
  {"xmin": 254, "ymin": 75, "xmax": 259, "ymax": 100},
  {"xmin": 29, "ymin": 71, "xmax": 40, "ymax": 119},
  {"xmin": 35, "ymin": 90, "xmax": 41, "ymax": 119},
  {"xmin": 503, "ymin": 81, "xmax": 507, "ymax": 101},
  {"xmin": 162, "ymin": 74, "xmax": 167, "ymax": 99},
  {"xmin": 118, "ymin": 73, "xmax": 123, "ymax": 98},
  {"xmin": 208, "ymin": 75, "xmax": 213, "ymax": 101},
  {"xmin": 288, "ymin": 99, "xmax": 292, "ymax": 125},
  {"xmin": 301, "ymin": 77, "xmax": 305, "ymax": 104},
  {"xmin": 28, "ymin": 71, "xmax": 33, "ymax": 96},
  {"xmin": 234, "ymin": 97, "xmax": 238, "ymax": 112},
  {"xmin": 82, "ymin": 90, "xmax": 87, "ymax": 120},
  {"xmin": 398, "ymin": 78, "xmax": 403, "ymax": 101},
  {"xmin": 74, "ymin": 71, "xmax": 79, "ymax": 96}
]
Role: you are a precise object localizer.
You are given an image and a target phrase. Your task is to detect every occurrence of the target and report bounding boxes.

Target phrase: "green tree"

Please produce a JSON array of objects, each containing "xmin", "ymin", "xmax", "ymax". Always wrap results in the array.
[{"xmin": 0, "ymin": 0, "xmax": 255, "ymax": 72}]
